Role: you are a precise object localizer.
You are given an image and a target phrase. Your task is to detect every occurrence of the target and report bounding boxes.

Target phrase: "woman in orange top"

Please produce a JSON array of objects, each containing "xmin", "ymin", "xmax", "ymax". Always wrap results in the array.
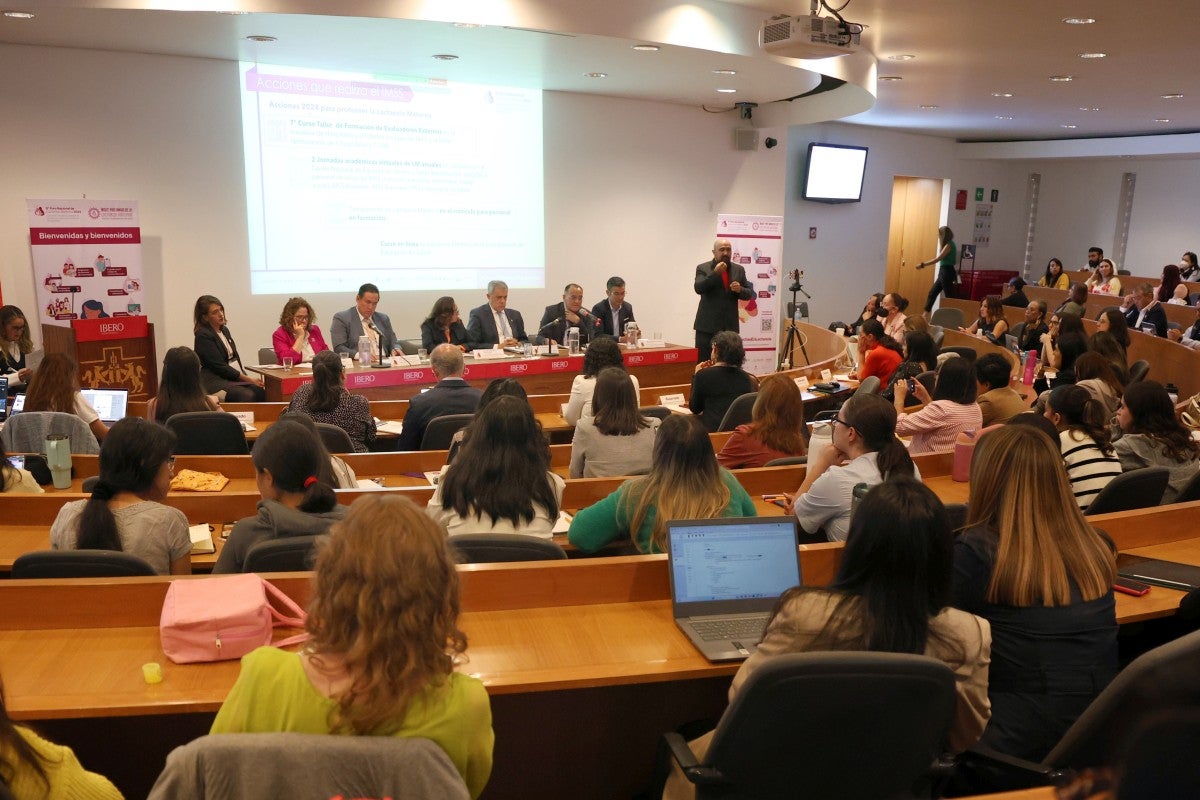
[{"xmin": 849, "ymin": 319, "xmax": 902, "ymax": 386}]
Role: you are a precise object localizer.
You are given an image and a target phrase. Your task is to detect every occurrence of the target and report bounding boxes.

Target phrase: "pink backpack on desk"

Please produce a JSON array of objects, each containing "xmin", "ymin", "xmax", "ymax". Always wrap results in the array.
[{"xmin": 160, "ymin": 573, "xmax": 307, "ymax": 664}]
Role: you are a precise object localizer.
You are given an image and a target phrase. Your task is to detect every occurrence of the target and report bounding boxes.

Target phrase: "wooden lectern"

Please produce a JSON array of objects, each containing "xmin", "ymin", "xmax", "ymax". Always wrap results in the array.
[{"xmin": 41, "ymin": 317, "xmax": 158, "ymax": 400}]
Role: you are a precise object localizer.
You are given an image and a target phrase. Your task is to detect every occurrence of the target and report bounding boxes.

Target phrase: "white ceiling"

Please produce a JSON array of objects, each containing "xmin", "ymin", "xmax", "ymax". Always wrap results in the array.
[{"xmin": 2, "ymin": 0, "xmax": 1196, "ymax": 143}]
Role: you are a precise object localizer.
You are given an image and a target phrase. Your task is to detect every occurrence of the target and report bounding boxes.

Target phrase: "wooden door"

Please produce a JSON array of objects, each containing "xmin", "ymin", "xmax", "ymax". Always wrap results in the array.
[{"xmin": 885, "ymin": 176, "xmax": 944, "ymax": 307}]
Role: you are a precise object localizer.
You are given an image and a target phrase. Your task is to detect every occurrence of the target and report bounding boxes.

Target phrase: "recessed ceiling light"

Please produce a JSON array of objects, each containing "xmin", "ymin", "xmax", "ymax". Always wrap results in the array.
[
  {"xmin": 712, "ymin": 69, "xmax": 737, "ymax": 76},
  {"xmin": 632, "ymin": 44, "xmax": 660, "ymax": 52},
  {"xmin": 991, "ymin": 92, "xmax": 1013, "ymax": 98},
  {"xmin": 878, "ymin": 76, "xmax": 903, "ymax": 82},
  {"xmin": 888, "ymin": 54, "xmax": 916, "ymax": 61},
  {"xmin": 1156, "ymin": 118, "xmax": 1171, "ymax": 123},
  {"xmin": 716, "ymin": 88, "xmax": 737, "ymax": 94},
  {"xmin": 994, "ymin": 115, "xmax": 1013, "ymax": 120},
  {"xmin": 1078, "ymin": 52, "xmax": 1107, "ymax": 59},
  {"xmin": 2, "ymin": 10, "xmax": 34, "ymax": 19},
  {"xmin": 432, "ymin": 54, "xmax": 458, "ymax": 61},
  {"xmin": 1061, "ymin": 124, "xmax": 1078, "ymax": 129},
  {"xmin": 584, "ymin": 72, "xmax": 607, "ymax": 78},
  {"xmin": 1063, "ymin": 17, "xmax": 1096, "ymax": 24},
  {"xmin": 1049, "ymin": 75, "xmax": 1074, "ymax": 82},
  {"xmin": 244, "ymin": 35, "xmax": 276, "ymax": 42},
  {"xmin": 1161, "ymin": 93, "xmax": 1184, "ymax": 99},
  {"xmin": 918, "ymin": 104, "xmax": 939, "ymax": 110}
]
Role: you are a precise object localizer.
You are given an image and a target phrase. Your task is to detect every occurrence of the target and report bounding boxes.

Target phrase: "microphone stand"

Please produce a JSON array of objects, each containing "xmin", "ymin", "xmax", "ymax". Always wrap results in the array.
[
  {"xmin": 368, "ymin": 322, "xmax": 390, "ymax": 368},
  {"xmin": 537, "ymin": 317, "xmax": 561, "ymax": 355}
]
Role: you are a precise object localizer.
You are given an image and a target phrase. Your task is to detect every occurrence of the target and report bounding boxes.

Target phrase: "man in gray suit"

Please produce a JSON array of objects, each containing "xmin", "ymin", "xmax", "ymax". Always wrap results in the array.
[
  {"xmin": 330, "ymin": 283, "xmax": 401, "ymax": 360},
  {"xmin": 693, "ymin": 238, "xmax": 753, "ymax": 354}
]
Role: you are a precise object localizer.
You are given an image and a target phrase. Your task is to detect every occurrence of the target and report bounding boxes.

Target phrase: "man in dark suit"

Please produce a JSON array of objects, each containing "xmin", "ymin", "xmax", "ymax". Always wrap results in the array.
[
  {"xmin": 590, "ymin": 276, "xmax": 636, "ymax": 338},
  {"xmin": 1120, "ymin": 282, "xmax": 1169, "ymax": 337},
  {"xmin": 693, "ymin": 238, "xmax": 753, "ymax": 354},
  {"xmin": 467, "ymin": 280, "xmax": 528, "ymax": 348},
  {"xmin": 537, "ymin": 283, "xmax": 601, "ymax": 346},
  {"xmin": 329, "ymin": 283, "xmax": 401, "ymax": 360},
  {"xmin": 394, "ymin": 344, "xmax": 482, "ymax": 451}
]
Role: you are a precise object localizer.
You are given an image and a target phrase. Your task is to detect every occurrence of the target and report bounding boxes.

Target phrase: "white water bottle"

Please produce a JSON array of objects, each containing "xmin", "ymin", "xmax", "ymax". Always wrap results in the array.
[{"xmin": 357, "ymin": 335, "xmax": 372, "ymax": 367}]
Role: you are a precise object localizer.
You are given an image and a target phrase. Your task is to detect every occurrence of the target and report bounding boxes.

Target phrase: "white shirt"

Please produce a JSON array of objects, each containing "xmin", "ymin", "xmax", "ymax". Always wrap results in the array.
[{"xmin": 794, "ymin": 452, "xmax": 922, "ymax": 542}]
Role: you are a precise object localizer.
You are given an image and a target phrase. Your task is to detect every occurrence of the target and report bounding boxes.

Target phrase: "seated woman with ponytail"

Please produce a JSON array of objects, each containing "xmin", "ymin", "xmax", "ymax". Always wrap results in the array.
[
  {"xmin": 214, "ymin": 419, "xmax": 345, "ymax": 573},
  {"xmin": 1044, "ymin": 384, "xmax": 1122, "ymax": 511},
  {"xmin": 49, "ymin": 417, "xmax": 190, "ymax": 575}
]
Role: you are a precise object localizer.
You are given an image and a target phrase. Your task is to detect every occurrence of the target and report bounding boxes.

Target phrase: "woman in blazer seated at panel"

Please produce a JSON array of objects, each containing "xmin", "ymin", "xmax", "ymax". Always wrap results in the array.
[
  {"xmin": 569, "ymin": 367, "xmax": 659, "ymax": 478},
  {"xmin": 421, "ymin": 296, "xmax": 474, "ymax": 353},
  {"xmin": 568, "ymin": 414, "xmax": 756, "ymax": 555},
  {"xmin": 662, "ymin": 478, "xmax": 992, "ymax": 800},
  {"xmin": 426, "ymin": 396, "xmax": 564, "ymax": 538},
  {"xmin": 272, "ymin": 296, "xmax": 329, "ymax": 365},
  {"xmin": 192, "ymin": 294, "xmax": 266, "ymax": 402}
]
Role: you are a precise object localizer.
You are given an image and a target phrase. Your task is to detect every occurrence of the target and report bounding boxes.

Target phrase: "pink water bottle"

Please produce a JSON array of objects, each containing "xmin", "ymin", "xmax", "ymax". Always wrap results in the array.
[{"xmin": 1023, "ymin": 350, "xmax": 1038, "ymax": 385}]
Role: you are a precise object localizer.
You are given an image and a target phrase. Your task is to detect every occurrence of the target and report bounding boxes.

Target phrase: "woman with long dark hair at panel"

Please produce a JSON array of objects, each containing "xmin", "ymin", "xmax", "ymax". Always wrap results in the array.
[
  {"xmin": 146, "ymin": 346, "xmax": 221, "ymax": 423},
  {"xmin": 569, "ymin": 367, "xmax": 659, "ymax": 478},
  {"xmin": 569, "ymin": 414, "xmax": 756, "ymax": 554},
  {"xmin": 563, "ymin": 336, "xmax": 639, "ymax": 426},
  {"xmin": 286, "ymin": 350, "xmax": 376, "ymax": 453},
  {"xmin": 49, "ymin": 418, "xmax": 190, "ymax": 575},
  {"xmin": 954, "ymin": 424, "xmax": 1117, "ymax": 761},
  {"xmin": 917, "ymin": 225, "xmax": 958, "ymax": 314},
  {"xmin": 427, "ymin": 395, "xmax": 563, "ymax": 538},
  {"xmin": 23, "ymin": 352, "xmax": 108, "ymax": 443},
  {"xmin": 420, "ymin": 296, "xmax": 474, "ymax": 353},
  {"xmin": 1157, "ymin": 263, "xmax": 1184, "ymax": 304},
  {"xmin": 0, "ymin": 305, "xmax": 35, "ymax": 390},
  {"xmin": 893, "ymin": 357, "xmax": 982, "ymax": 454},
  {"xmin": 1044, "ymin": 384, "xmax": 1122, "ymax": 511},
  {"xmin": 661, "ymin": 479, "xmax": 991, "ymax": 800},
  {"xmin": 192, "ymin": 295, "xmax": 266, "ymax": 402},
  {"xmin": 209, "ymin": 494, "xmax": 494, "ymax": 798},
  {"xmin": 785, "ymin": 392, "xmax": 918, "ymax": 542},
  {"xmin": 213, "ymin": 419, "xmax": 345, "ymax": 573},
  {"xmin": 272, "ymin": 296, "xmax": 329, "ymax": 365},
  {"xmin": 717, "ymin": 375, "xmax": 808, "ymax": 468},
  {"xmin": 1037, "ymin": 257, "xmax": 1070, "ymax": 290},
  {"xmin": 689, "ymin": 331, "xmax": 757, "ymax": 432},
  {"xmin": 1113, "ymin": 380, "xmax": 1200, "ymax": 503}
]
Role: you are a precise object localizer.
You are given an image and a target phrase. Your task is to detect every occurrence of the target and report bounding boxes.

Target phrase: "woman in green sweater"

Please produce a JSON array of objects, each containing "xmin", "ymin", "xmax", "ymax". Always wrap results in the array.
[{"xmin": 568, "ymin": 414, "xmax": 756, "ymax": 554}]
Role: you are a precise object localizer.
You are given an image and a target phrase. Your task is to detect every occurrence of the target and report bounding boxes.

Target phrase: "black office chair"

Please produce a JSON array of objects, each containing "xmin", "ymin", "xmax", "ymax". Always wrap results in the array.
[
  {"xmin": 1009, "ymin": 321, "xmax": 1025, "ymax": 344},
  {"xmin": 940, "ymin": 346, "xmax": 978, "ymax": 363},
  {"xmin": 12, "ymin": 550, "xmax": 156, "ymax": 578},
  {"xmin": 398, "ymin": 339, "xmax": 420, "ymax": 356},
  {"xmin": 928, "ymin": 324, "xmax": 946, "ymax": 349},
  {"xmin": 1128, "ymin": 359, "xmax": 1150, "ymax": 384},
  {"xmin": 717, "ymin": 392, "xmax": 757, "ymax": 432},
  {"xmin": 763, "ymin": 456, "xmax": 807, "ymax": 466},
  {"xmin": 657, "ymin": 652, "xmax": 956, "ymax": 800},
  {"xmin": 639, "ymin": 405, "xmax": 672, "ymax": 421},
  {"xmin": 856, "ymin": 375, "xmax": 881, "ymax": 395},
  {"xmin": 420, "ymin": 413, "xmax": 475, "ymax": 451},
  {"xmin": 256, "ymin": 346, "xmax": 277, "ymax": 365},
  {"xmin": 915, "ymin": 370, "xmax": 938, "ymax": 395},
  {"xmin": 315, "ymin": 422, "xmax": 354, "ymax": 454},
  {"xmin": 786, "ymin": 301, "xmax": 810, "ymax": 322},
  {"xmin": 450, "ymin": 534, "xmax": 567, "ymax": 564},
  {"xmin": 1084, "ymin": 467, "xmax": 1170, "ymax": 515},
  {"xmin": 1174, "ymin": 470, "xmax": 1200, "ymax": 504},
  {"xmin": 243, "ymin": 535, "xmax": 322, "ymax": 573},
  {"xmin": 944, "ymin": 502, "xmax": 968, "ymax": 531},
  {"xmin": 930, "ymin": 307, "xmax": 965, "ymax": 329},
  {"xmin": 166, "ymin": 412, "xmax": 249, "ymax": 455}
]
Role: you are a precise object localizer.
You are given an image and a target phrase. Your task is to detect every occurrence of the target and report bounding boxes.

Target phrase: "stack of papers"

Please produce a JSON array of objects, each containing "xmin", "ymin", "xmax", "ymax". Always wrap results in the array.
[{"xmin": 188, "ymin": 524, "xmax": 214, "ymax": 554}]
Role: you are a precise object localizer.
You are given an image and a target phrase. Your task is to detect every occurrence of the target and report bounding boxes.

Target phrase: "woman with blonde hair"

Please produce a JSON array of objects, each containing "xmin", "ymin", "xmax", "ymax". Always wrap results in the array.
[
  {"xmin": 569, "ymin": 414, "xmax": 756, "ymax": 554},
  {"xmin": 272, "ymin": 297, "xmax": 329, "ymax": 365},
  {"xmin": 24, "ymin": 352, "xmax": 108, "ymax": 443},
  {"xmin": 954, "ymin": 425, "xmax": 1117, "ymax": 760},
  {"xmin": 717, "ymin": 375, "xmax": 807, "ymax": 468},
  {"xmin": 211, "ymin": 494, "xmax": 494, "ymax": 798}
]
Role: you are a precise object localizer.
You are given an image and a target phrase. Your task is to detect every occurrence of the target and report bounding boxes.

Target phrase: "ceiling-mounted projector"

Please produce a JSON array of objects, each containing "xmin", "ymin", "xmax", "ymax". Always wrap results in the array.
[{"xmin": 759, "ymin": 14, "xmax": 861, "ymax": 59}]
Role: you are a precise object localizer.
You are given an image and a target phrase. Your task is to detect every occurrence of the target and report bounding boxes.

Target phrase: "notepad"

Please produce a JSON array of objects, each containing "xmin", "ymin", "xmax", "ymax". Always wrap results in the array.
[{"xmin": 189, "ymin": 524, "xmax": 214, "ymax": 554}]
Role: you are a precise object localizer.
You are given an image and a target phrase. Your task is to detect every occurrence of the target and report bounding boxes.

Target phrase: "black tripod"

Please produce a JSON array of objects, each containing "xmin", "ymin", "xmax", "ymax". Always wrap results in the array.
[{"xmin": 779, "ymin": 270, "xmax": 811, "ymax": 369}]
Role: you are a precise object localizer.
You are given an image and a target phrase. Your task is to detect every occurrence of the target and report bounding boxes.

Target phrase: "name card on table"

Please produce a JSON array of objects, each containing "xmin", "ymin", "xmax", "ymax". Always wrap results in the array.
[
  {"xmin": 659, "ymin": 393, "xmax": 686, "ymax": 407},
  {"xmin": 473, "ymin": 348, "xmax": 509, "ymax": 360},
  {"xmin": 638, "ymin": 338, "xmax": 667, "ymax": 349},
  {"xmin": 793, "ymin": 375, "xmax": 810, "ymax": 391},
  {"xmin": 820, "ymin": 368, "xmax": 833, "ymax": 382},
  {"xmin": 230, "ymin": 411, "xmax": 255, "ymax": 426}
]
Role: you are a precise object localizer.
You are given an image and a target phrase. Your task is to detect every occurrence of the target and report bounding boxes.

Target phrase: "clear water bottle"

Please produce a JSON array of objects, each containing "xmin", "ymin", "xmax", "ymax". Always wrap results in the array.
[
  {"xmin": 357, "ymin": 334, "xmax": 372, "ymax": 367},
  {"xmin": 566, "ymin": 327, "xmax": 581, "ymax": 355}
]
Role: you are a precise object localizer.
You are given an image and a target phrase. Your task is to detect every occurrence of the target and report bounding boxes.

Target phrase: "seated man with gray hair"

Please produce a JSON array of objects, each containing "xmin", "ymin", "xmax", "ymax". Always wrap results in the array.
[{"xmin": 394, "ymin": 344, "xmax": 483, "ymax": 451}]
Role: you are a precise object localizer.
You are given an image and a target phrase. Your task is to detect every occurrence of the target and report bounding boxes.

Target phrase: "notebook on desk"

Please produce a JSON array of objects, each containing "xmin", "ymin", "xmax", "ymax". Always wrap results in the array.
[
  {"xmin": 666, "ymin": 516, "xmax": 802, "ymax": 662},
  {"xmin": 79, "ymin": 388, "xmax": 128, "ymax": 424}
]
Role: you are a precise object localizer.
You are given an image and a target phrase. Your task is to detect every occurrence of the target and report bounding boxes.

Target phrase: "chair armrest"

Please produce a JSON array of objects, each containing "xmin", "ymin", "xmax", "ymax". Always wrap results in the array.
[
  {"xmin": 662, "ymin": 732, "xmax": 727, "ymax": 787},
  {"xmin": 958, "ymin": 743, "xmax": 1072, "ymax": 787}
]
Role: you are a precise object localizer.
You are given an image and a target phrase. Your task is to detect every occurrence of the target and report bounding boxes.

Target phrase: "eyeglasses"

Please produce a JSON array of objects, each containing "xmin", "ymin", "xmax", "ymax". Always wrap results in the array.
[
  {"xmin": 167, "ymin": 456, "xmax": 176, "ymax": 472},
  {"xmin": 831, "ymin": 415, "xmax": 855, "ymax": 433}
]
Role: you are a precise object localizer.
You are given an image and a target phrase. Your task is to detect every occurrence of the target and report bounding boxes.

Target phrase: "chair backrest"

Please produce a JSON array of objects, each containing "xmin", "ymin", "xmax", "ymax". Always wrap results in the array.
[
  {"xmin": 699, "ymin": 652, "xmax": 956, "ymax": 800},
  {"xmin": 1009, "ymin": 321, "xmax": 1025, "ymax": 343},
  {"xmin": 1174, "ymin": 470, "xmax": 1200, "ymax": 504},
  {"xmin": 1084, "ymin": 466, "xmax": 1170, "ymax": 515},
  {"xmin": 930, "ymin": 307, "xmax": 965, "ymax": 329},
  {"xmin": 939, "ymin": 345, "xmax": 978, "ymax": 363},
  {"xmin": 398, "ymin": 339, "xmax": 420, "ymax": 355},
  {"xmin": 0, "ymin": 411, "xmax": 100, "ymax": 454},
  {"xmin": 857, "ymin": 375, "xmax": 881, "ymax": 395},
  {"xmin": 1043, "ymin": 628, "xmax": 1200, "ymax": 770},
  {"xmin": 450, "ymin": 533, "xmax": 567, "ymax": 564},
  {"xmin": 1128, "ymin": 359, "xmax": 1151, "ymax": 384},
  {"xmin": 1168, "ymin": 321, "xmax": 1183, "ymax": 332},
  {"xmin": 315, "ymin": 422, "xmax": 355, "ymax": 454},
  {"xmin": 257, "ymin": 346, "xmax": 277, "ymax": 365},
  {"xmin": 12, "ymin": 549, "xmax": 156, "ymax": 578},
  {"xmin": 165, "ymin": 411, "xmax": 249, "ymax": 455},
  {"xmin": 420, "ymin": 413, "xmax": 475, "ymax": 451},
  {"xmin": 243, "ymin": 535, "xmax": 321, "ymax": 573},
  {"xmin": 915, "ymin": 370, "xmax": 937, "ymax": 395},
  {"xmin": 717, "ymin": 392, "xmax": 758, "ymax": 432},
  {"xmin": 638, "ymin": 405, "xmax": 672, "ymax": 421},
  {"xmin": 147, "ymin": 733, "xmax": 470, "ymax": 800},
  {"xmin": 786, "ymin": 301, "xmax": 810, "ymax": 321},
  {"xmin": 928, "ymin": 324, "xmax": 945, "ymax": 349}
]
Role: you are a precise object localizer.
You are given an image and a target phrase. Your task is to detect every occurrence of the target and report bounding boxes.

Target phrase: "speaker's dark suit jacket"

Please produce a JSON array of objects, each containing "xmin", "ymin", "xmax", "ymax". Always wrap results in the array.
[
  {"xmin": 693, "ymin": 260, "xmax": 753, "ymax": 335},
  {"xmin": 1122, "ymin": 302, "xmax": 1168, "ymax": 338},
  {"xmin": 536, "ymin": 303, "xmax": 602, "ymax": 346},
  {"xmin": 590, "ymin": 299, "xmax": 636, "ymax": 338},
  {"xmin": 395, "ymin": 378, "xmax": 482, "ymax": 451},
  {"xmin": 467, "ymin": 303, "xmax": 528, "ymax": 347}
]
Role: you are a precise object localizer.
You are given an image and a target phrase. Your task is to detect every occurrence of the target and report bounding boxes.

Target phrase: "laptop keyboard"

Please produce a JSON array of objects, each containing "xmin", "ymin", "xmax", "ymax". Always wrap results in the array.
[{"xmin": 691, "ymin": 617, "xmax": 766, "ymax": 641}]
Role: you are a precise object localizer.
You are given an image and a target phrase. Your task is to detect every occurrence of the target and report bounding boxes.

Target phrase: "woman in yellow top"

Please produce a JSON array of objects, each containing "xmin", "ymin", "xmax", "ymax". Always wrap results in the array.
[
  {"xmin": 211, "ymin": 494, "xmax": 494, "ymax": 798},
  {"xmin": 1085, "ymin": 258, "xmax": 1122, "ymax": 296},
  {"xmin": 1037, "ymin": 257, "xmax": 1070, "ymax": 290}
]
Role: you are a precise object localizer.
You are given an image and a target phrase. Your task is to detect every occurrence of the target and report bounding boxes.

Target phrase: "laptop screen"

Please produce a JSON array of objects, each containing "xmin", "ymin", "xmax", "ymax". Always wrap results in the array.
[
  {"xmin": 80, "ymin": 389, "xmax": 129, "ymax": 423},
  {"xmin": 667, "ymin": 517, "xmax": 801, "ymax": 612},
  {"xmin": 10, "ymin": 393, "xmax": 24, "ymax": 414}
]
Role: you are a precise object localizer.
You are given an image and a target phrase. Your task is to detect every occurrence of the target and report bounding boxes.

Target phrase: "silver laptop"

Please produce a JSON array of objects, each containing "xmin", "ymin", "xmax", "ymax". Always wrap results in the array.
[
  {"xmin": 80, "ymin": 388, "xmax": 129, "ymax": 423},
  {"xmin": 666, "ymin": 516, "xmax": 802, "ymax": 662}
]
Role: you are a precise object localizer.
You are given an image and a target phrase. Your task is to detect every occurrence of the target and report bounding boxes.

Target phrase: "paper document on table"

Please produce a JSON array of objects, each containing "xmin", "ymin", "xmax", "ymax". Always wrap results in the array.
[
  {"xmin": 377, "ymin": 420, "xmax": 405, "ymax": 435},
  {"xmin": 552, "ymin": 511, "xmax": 573, "ymax": 534},
  {"xmin": 189, "ymin": 524, "xmax": 215, "ymax": 554}
]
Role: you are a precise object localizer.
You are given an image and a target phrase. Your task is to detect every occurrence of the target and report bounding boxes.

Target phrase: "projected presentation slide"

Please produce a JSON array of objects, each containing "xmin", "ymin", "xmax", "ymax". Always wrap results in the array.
[{"xmin": 240, "ymin": 63, "xmax": 545, "ymax": 295}]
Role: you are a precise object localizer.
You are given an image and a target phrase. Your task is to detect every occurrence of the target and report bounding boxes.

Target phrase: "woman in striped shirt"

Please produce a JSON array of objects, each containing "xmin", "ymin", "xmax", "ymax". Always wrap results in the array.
[
  {"xmin": 892, "ymin": 357, "xmax": 982, "ymax": 454},
  {"xmin": 1044, "ymin": 385, "xmax": 1121, "ymax": 510}
]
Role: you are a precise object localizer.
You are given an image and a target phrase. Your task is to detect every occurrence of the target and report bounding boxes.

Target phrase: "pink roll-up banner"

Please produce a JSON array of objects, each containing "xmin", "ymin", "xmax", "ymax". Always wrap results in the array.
[{"xmin": 716, "ymin": 214, "xmax": 783, "ymax": 375}]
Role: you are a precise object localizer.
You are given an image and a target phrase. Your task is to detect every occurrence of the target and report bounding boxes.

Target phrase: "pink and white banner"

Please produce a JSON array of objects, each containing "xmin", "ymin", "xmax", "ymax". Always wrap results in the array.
[
  {"xmin": 716, "ymin": 213, "xmax": 783, "ymax": 375},
  {"xmin": 27, "ymin": 199, "xmax": 144, "ymax": 327}
]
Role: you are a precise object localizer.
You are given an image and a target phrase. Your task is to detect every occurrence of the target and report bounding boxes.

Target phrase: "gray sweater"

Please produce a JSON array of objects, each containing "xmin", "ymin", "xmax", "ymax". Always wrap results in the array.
[
  {"xmin": 1112, "ymin": 433, "xmax": 1200, "ymax": 504},
  {"xmin": 569, "ymin": 416, "xmax": 660, "ymax": 478},
  {"xmin": 213, "ymin": 499, "xmax": 347, "ymax": 573}
]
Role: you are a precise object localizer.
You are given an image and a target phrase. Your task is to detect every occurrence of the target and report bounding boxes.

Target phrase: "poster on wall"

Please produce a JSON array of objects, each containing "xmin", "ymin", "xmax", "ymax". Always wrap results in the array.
[
  {"xmin": 973, "ymin": 203, "xmax": 993, "ymax": 247},
  {"xmin": 716, "ymin": 214, "xmax": 782, "ymax": 375},
  {"xmin": 26, "ymin": 199, "xmax": 144, "ymax": 326}
]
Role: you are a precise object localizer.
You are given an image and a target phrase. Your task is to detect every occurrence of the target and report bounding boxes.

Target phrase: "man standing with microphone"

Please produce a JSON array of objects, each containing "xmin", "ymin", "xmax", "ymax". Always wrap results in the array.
[
  {"xmin": 693, "ymin": 238, "xmax": 753, "ymax": 354},
  {"xmin": 536, "ymin": 283, "xmax": 600, "ymax": 346}
]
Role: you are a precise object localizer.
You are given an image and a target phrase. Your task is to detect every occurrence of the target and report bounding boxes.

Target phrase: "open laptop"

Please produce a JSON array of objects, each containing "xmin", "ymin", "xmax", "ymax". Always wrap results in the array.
[
  {"xmin": 666, "ymin": 516, "xmax": 802, "ymax": 662},
  {"xmin": 80, "ymin": 388, "xmax": 129, "ymax": 423}
]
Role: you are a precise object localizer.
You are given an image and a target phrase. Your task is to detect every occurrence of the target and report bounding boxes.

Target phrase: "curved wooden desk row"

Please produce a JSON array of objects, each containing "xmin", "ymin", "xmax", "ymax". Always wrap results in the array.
[{"xmin": 1026, "ymin": 285, "xmax": 1200, "ymax": 330}]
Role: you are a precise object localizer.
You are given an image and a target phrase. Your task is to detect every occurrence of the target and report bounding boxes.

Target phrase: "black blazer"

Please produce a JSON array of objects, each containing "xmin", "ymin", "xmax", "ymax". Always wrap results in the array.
[
  {"xmin": 395, "ymin": 379, "xmax": 483, "ymax": 451},
  {"xmin": 590, "ymin": 300, "xmax": 636, "ymax": 338},
  {"xmin": 1123, "ymin": 302, "xmax": 1168, "ymax": 338},
  {"xmin": 194, "ymin": 325, "xmax": 245, "ymax": 392},
  {"xmin": 693, "ymin": 260, "xmax": 753, "ymax": 335},
  {"xmin": 536, "ymin": 302, "xmax": 602, "ymax": 346},
  {"xmin": 467, "ymin": 303, "xmax": 528, "ymax": 346},
  {"xmin": 420, "ymin": 319, "xmax": 474, "ymax": 352}
]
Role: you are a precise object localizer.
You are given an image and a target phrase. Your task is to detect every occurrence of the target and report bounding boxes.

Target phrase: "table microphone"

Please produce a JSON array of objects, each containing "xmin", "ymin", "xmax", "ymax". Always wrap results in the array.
[{"xmin": 366, "ymin": 320, "xmax": 390, "ymax": 368}]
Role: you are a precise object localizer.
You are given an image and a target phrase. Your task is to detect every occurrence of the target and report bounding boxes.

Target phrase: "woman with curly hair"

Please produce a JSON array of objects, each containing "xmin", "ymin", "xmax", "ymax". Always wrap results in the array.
[
  {"xmin": 690, "ymin": 331, "xmax": 758, "ymax": 432},
  {"xmin": 420, "ymin": 296, "xmax": 473, "ymax": 353},
  {"xmin": 563, "ymin": 335, "xmax": 639, "ymax": 425},
  {"xmin": 211, "ymin": 494, "xmax": 494, "ymax": 798},
  {"xmin": 1114, "ymin": 380, "xmax": 1200, "ymax": 503},
  {"xmin": 717, "ymin": 375, "xmax": 807, "ymax": 468},
  {"xmin": 272, "ymin": 297, "xmax": 329, "ymax": 365}
]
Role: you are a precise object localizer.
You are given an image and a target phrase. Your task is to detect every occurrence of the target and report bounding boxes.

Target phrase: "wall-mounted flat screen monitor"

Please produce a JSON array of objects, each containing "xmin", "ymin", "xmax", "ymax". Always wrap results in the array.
[{"xmin": 802, "ymin": 142, "xmax": 868, "ymax": 203}]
